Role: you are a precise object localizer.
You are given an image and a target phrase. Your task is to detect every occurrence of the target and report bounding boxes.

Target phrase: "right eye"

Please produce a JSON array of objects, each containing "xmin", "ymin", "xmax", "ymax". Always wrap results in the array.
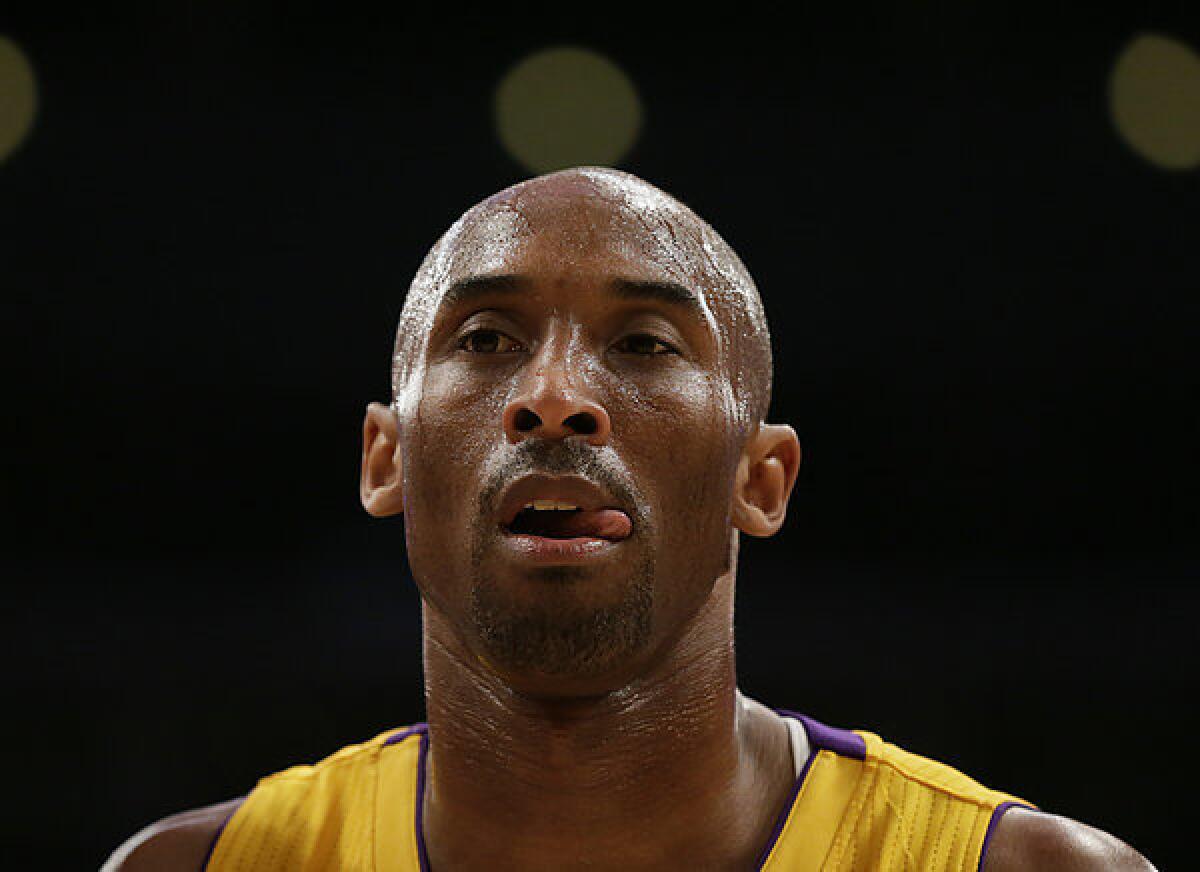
[{"xmin": 458, "ymin": 329, "xmax": 523, "ymax": 354}]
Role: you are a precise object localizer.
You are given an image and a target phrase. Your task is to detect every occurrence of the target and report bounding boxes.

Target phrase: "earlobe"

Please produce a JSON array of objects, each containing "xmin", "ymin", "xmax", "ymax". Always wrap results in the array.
[
  {"xmin": 360, "ymin": 402, "xmax": 405, "ymax": 517},
  {"xmin": 732, "ymin": 424, "xmax": 801, "ymax": 538}
]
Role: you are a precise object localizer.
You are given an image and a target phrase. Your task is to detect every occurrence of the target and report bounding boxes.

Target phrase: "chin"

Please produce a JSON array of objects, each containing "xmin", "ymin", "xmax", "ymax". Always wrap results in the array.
[{"xmin": 469, "ymin": 571, "xmax": 654, "ymax": 687}]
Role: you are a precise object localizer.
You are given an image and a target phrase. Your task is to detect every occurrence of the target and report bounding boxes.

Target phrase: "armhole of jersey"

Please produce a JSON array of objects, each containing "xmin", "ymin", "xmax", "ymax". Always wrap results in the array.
[
  {"xmin": 976, "ymin": 800, "xmax": 1037, "ymax": 872},
  {"xmin": 201, "ymin": 800, "xmax": 243, "ymax": 871}
]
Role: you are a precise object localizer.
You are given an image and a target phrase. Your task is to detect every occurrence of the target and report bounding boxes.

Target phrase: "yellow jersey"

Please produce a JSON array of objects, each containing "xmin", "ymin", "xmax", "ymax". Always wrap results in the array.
[{"xmin": 205, "ymin": 712, "xmax": 1033, "ymax": 871}]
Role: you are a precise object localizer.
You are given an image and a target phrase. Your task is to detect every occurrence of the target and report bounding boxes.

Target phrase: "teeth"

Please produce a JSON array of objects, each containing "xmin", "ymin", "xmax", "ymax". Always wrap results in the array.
[{"xmin": 526, "ymin": 500, "xmax": 579, "ymax": 511}]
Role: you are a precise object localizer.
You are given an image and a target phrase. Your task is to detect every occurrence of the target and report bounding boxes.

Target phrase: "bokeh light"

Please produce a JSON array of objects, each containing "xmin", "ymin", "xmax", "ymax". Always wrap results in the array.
[
  {"xmin": 1110, "ymin": 32, "xmax": 1200, "ymax": 171},
  {"xmin": 494, "ymin": 46, "xmax": 642, "ymax": 174},
  {"xmin": 0, "ymin": 35, "xmax": 37, "ymax": 165}
]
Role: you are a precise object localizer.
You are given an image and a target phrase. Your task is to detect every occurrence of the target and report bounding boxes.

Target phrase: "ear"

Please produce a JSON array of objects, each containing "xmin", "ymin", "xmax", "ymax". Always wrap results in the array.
[
  {"xmin": 731, "ymin": 423, "xmax": 802, "ymax": 538},
  {"xmin": 360, "ymin": 402, "xmax": 405, "ymax": 517}
]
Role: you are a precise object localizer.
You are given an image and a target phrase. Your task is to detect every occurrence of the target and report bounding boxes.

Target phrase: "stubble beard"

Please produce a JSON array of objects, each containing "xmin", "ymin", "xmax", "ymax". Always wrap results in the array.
[
  {"xmin": 468, "ymin": 554, "xmax": 655, "ymax": 678},
  {"xmin": 464, "ymin": 439, "xmax": 658, "ymax": 679}
]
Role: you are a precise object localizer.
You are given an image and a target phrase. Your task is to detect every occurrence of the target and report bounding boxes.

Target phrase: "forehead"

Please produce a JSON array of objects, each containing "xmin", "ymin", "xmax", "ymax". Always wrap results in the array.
[{"xmin": 440, "ymin": 182, "xmax": 713, "ymax": 295}]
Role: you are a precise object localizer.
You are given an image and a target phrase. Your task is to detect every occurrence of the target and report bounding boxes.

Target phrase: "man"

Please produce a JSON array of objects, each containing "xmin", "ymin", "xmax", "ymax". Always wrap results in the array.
[{"xmin": 106, "ymin": 168, "xmax": 1155, "ymax": 870}]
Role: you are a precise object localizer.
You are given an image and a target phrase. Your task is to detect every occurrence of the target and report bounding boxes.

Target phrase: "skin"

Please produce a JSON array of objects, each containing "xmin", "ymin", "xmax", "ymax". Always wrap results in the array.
[
  {"xmin": 367, "ymin": 168, "xmax": 799, "ymax": 869},
  {"xmin": 105, "ymin": 168, "xmax": 1156, "ymax": 871}
]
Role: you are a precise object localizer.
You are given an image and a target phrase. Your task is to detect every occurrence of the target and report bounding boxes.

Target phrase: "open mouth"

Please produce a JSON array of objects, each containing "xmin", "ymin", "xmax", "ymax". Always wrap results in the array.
[
  {"xmin": 495, "ymin": 475, "xmax": 636, "ymax": 560},
  {"xmin": 505, "ymin": 502, "xmax": 632, "ymax": 542}
]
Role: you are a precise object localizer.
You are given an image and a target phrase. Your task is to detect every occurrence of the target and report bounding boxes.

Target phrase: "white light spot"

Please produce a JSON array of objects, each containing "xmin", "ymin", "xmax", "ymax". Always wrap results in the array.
[
  {"xmin": 494, "ymin": 46, "xmax": 643, "ymax": 174},
  {"xmin": 1110, "ymin": 32, "xmax": 1200, "ymax": 171}
]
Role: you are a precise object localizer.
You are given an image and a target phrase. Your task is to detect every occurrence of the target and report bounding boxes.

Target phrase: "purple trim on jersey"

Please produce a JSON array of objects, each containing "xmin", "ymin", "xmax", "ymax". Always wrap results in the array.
[
  {"xmin": 200, "ymin": 800, "xmax": 243, "ymax": 871},
  {"xmin": 977, "ymin": 800, "xmax": 1036, "ymax": 871},
  {"xmin": 381, "ymin": 723, "xmax": 432, "ymax": 869},
  {"xmin": 383, "ymin": 722, "xmax": 429, "ymax": 747},
  {"xmin": 775, "ymin": 709, "xmax": 867, "ymax": 760},
  {"xmin": 415, "ymin": 731, "xmax": 432, "ymax": 872},
  {"xmin": 752, "ymin": 711, "xmax": 867, "ymax": 868}
]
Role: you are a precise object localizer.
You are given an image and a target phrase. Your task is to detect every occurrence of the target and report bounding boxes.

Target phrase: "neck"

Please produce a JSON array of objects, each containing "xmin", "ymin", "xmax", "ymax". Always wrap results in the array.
[{"xmin": 418, "ymin": 573, "xmax": 794, "ymax": 871}]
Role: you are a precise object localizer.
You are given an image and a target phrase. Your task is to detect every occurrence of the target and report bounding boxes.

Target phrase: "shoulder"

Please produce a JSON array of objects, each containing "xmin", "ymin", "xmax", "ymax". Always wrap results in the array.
[
  {"xmin": 101, "ymin": 798, "xmax": 243, "ymax": 872},
  {"xmin": 101, "ymin": 726, "xmax": 423, "ymax": 871},
  {"xmin": 982, "ymin": 806, "xmax": 1157, "ymax": 872}
]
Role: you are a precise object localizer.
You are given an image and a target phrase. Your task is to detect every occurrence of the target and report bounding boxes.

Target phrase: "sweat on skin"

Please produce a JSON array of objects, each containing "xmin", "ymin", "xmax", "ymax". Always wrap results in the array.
[{"xmin": 357, "ymin": 167, "xmax": 802, "ymax": 869}]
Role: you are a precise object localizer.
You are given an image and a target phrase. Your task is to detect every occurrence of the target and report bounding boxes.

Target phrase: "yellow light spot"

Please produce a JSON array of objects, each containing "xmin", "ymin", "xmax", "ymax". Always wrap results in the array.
[
  {"xmin": 1110, "ymin": 32, "xmax": 1200, "ymax": 171},
  {"xmin": 494, "ymin": 46, "xmax": 642, "ymax": 174},
  {"xmin": 0, "ymin": 35, "xmax": 37, "ymax": 165}
]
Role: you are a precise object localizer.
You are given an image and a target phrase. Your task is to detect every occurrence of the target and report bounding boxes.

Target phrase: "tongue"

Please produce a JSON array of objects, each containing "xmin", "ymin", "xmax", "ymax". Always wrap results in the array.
[
  {"xmin": 533, "ymin": 509, "xmax": 633, "ymax": 541},
  {"xmin": 567, "ymin": 508, "xmax": 632, "ymax": 540}
]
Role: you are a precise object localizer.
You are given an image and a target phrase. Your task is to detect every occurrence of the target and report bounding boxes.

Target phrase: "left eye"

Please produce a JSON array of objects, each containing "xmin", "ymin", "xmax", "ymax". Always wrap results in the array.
[{"xmin": 614, "ymin": 334, "xmax": 674, "ymax": 355}]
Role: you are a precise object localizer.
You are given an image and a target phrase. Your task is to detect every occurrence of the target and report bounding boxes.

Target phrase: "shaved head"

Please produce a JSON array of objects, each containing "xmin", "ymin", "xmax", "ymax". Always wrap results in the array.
[
  {"xmin": 364, "ymin": 166, "xmax": 801, "ymax": 690},
  {"xmin": 392, "ymin": 167, "xmax": 773, "ymax": 434}
]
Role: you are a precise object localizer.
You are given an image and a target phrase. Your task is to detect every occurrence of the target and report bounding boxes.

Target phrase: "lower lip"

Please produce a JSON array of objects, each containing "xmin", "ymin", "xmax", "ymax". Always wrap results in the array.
[{"xmin": 500, "ymin": 533, "xmax": 622, "ymax": 564}]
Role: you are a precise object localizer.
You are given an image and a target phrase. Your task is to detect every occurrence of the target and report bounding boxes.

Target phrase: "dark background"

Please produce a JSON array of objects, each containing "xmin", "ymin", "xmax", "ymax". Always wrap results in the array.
[{"xmin": 2, "ymin": 5, "xmax": 1196, "ymax": 869}]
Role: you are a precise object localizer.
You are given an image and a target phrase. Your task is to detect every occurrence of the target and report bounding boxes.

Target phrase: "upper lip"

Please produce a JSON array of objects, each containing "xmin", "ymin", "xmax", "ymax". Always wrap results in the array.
[{"xmin": 496, "ymin": 474, "xmax": 628, "ymax": 528}]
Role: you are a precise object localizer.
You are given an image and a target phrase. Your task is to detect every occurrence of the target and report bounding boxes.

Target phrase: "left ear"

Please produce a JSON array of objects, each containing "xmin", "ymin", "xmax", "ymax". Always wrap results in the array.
[{"xmin": 731, "ymin": 423, "xmax": 802, "ymax": 538}]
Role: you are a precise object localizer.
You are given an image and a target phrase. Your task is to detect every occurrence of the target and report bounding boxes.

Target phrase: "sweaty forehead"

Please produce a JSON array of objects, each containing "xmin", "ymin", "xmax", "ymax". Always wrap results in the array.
[{"xmin": 429, "ymin": 170, "xmax": 746, "ymax": 315}]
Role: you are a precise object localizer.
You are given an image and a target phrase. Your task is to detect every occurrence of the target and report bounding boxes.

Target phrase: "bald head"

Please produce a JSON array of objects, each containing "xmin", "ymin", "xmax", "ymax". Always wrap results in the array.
[{"xmin": 392, "ymin": 167, "xmax": 772, "ymax": 431}]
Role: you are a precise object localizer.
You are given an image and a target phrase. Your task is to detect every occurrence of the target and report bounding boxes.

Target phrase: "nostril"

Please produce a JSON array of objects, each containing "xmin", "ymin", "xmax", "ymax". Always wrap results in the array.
[
  {"xmin": 564, "ymin": 412, "xmax": 597, "ymax": 435},
  {"xmin": 514, "ymin": 408, "xmax": 541, "ymax": 432}
]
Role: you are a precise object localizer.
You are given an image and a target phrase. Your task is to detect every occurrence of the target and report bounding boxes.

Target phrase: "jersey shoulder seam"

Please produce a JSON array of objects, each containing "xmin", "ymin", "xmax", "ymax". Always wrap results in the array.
[{"xmin": 865, "ymin": 743, "xmax": 1003, "ymax": 809}]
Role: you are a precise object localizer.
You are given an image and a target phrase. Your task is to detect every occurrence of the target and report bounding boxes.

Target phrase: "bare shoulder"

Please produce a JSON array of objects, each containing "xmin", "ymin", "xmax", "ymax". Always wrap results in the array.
[
  {"xmin": 101, "ymin": 798, "xmax": 243, "ymax": 872},
  {"xmin": 982, "ymin": 806, "xmax": 1156, "ymax": 872}
]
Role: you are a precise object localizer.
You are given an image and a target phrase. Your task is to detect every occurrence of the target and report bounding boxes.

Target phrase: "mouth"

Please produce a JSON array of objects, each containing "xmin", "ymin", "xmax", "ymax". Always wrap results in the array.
[
  {"xmin": 496, "ymin": 475, "xmax": 634, "ymax": 563},
  {"xmin": 506, "ymin": 502, "xmax": 632, "ymax": 540}
]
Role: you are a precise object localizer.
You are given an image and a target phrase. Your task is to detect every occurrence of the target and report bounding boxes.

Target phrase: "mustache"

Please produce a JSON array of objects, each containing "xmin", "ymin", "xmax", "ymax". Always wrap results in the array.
[{"xmin": 477, "ymin": 440, "xmax": 642, "ymax": 519}]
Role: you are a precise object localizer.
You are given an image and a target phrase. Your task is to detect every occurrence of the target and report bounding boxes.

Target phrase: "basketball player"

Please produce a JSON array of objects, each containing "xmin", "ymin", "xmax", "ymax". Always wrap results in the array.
[{"xmin": 105, "ymin": 169, "xmax": 1155, "ymax": 870}]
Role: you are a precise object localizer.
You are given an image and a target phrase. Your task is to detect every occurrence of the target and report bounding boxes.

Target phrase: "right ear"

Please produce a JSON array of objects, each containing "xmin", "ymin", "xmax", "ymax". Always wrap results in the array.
[{"xmin": 360, "ymin": 402, "xmax": 405, "ymax": 517}]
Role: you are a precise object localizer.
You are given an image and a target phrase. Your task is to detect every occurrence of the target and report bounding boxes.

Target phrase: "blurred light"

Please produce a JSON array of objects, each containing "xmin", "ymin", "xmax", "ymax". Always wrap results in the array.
[
  {"xmin": 0, "ymin": 35, "xmax": 37, "ymax": 165},
  {"xmin": 1110, "ymin": 33, "xmax": 1200, "ymax": 171},
  {"xmin": 494, "ymin": 46, "xmax": 642, "ymax": 174}
]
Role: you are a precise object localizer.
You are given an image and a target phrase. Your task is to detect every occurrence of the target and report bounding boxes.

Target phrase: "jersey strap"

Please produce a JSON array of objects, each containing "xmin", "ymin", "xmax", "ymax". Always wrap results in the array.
[
  {"xmin": 761, "ymin": 712, "xmax": 1035, "ymax": 871},
  {"xmin": 205, "ymin": 725, "xmax": 427, "ymax": 872}
]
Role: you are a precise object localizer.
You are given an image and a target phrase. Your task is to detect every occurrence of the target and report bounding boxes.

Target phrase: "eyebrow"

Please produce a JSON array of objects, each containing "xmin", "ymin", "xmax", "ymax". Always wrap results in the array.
[
  {"xmin": 438, "ymin": 274, "xmax": 706, "ymax": 320},
  {"xmin": 439, "ymin": 274, "xmax": 528, "ymax": 310},
  {"xmin": 609, "ymin": 278, "xmax": 706, "ymax": 318}
]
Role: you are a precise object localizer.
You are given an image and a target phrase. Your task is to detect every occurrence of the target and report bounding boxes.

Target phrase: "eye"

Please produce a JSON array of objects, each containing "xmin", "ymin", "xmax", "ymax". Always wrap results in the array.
[
  {"xmin": 613, "ymin": 333, "xmax": 676, "ymax": 355},
  {"xmin": 458, "ymin": 329, "xmax": 524, "ymax": 354}
]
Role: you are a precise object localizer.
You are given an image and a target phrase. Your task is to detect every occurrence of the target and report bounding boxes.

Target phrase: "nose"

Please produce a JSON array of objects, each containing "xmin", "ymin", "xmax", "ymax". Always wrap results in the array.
[{"xmin": 502, "ymin": 348, "xmax": 611, "ymax": 446}]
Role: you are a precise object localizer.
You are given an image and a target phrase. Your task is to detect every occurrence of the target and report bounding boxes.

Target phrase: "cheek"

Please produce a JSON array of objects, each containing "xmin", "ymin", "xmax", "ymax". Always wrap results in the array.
[
  {"xmin": 415, "ymin": 365, "xmax": 508, "ymax": 458},
  {"xmin": 404, "ymin": 369, "xmax": 507, "ymax": 543},
  {"xmin": 607, "ymin": 365, "xmax": 716, "ymax": 435},
  {"xmin": 612, "ymin": 373, "xmax": 737, "ymax": 619},
  {"xmin": 611, "ymin": 370, "xmax": 737, "ymax": 521}
]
